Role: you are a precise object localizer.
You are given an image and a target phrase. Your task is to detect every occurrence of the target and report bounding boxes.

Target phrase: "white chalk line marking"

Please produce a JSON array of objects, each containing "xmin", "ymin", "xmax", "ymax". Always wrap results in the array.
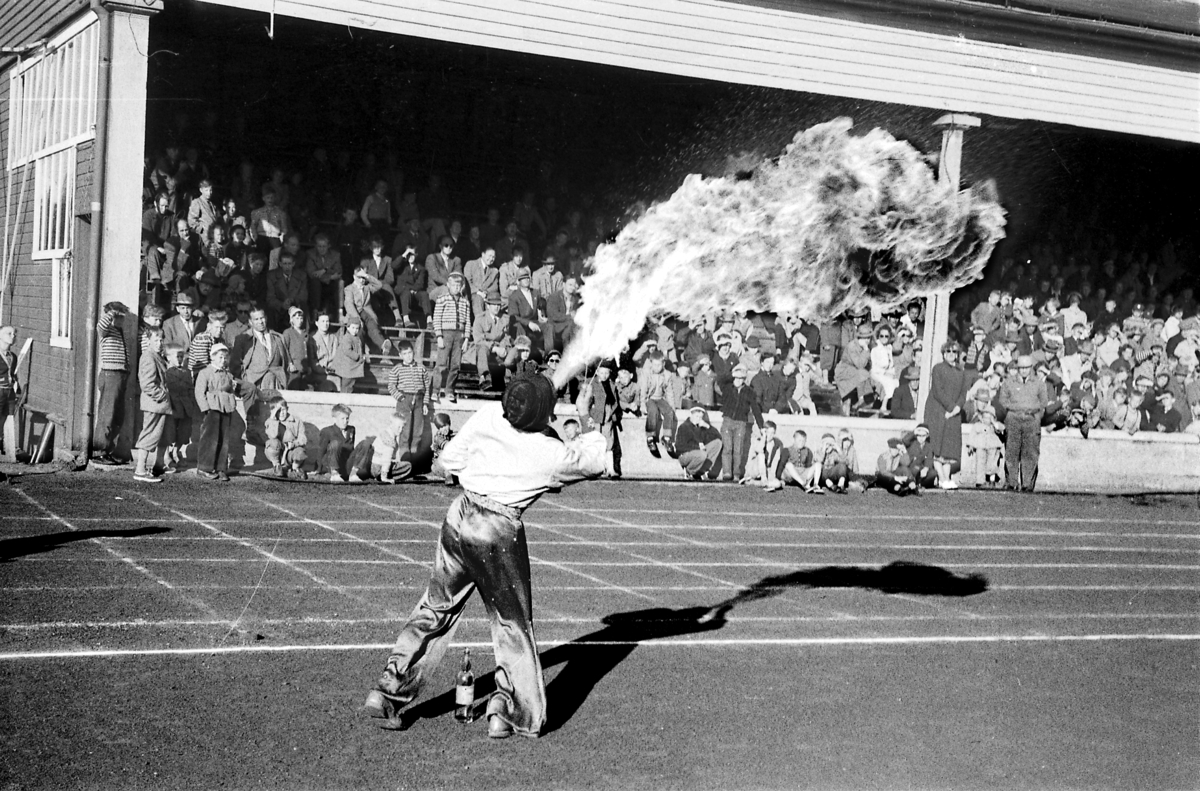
[
  {"xmin": 11, "ymin": 490, "xmax": 227, "ymax": 623},
  {"xmin": 354, "ymin": 494, "xmax": 657, "ymax": 604},
  {"xmin": 4, "ymin": 633, "xmax": 1199, "ymax": 660},
  {"xmin": 5, "ymin": 612, "xmax": 1197, "ymax": 631},
  {"xmin": 4, "ymin": 583, "xmax": 1200, "ymax": 594},
  {"xmin": 137, "ymin": 494, "xmax": 396, "ymax": 619}
]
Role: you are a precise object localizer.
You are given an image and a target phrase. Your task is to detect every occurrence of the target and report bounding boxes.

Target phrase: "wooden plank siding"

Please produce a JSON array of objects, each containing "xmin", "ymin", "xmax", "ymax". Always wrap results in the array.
[
  {"xmin": 195, "ymin": 0, "xmax": 1199, "ymax": 143},
  {"xmin": 0, "ymin": 0, "xmax": 91, "ymax": 52},
  {"xmin": 0, "ymin": 2, "xmax": 96, "ymax": 451}
]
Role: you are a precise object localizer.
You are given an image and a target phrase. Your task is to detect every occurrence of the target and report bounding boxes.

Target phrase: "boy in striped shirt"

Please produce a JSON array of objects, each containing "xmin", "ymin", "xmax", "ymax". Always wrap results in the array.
[
  {"xmin": 187, "ymin": 309, "xmax": 228, "ymax": 380},
  {"xmin": 387, "ymin": 340, "xmax": 433, "ymax": 459},
  {"xmin": 93, "ymin": 301, "xmax": 130, "ymax": 465},
  {"xmin": 431, "ymin": 271, "xmax": 470, "ymax": 403}
]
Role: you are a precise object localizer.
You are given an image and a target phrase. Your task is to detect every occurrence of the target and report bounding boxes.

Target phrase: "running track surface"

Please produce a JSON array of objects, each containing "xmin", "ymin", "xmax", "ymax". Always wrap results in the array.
[{"xmin": 1, "ymin": 474, "xmax": 1197, "ymax": 790}]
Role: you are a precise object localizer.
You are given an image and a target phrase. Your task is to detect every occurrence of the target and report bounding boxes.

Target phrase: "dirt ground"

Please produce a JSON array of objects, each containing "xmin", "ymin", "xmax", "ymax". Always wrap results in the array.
[{"xmin": 1, "ymin": 473, "xmax": 1197, "ymax": 790}]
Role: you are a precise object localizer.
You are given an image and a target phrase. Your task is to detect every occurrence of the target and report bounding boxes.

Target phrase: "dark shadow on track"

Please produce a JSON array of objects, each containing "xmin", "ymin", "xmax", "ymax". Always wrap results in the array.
[
  {"xmin": 0, "ymin": 526, "xmax": 172, "ymax": 562},
  {"xmin": 538, "ymin": 561, "xmax": 987, "ymax": 734}
]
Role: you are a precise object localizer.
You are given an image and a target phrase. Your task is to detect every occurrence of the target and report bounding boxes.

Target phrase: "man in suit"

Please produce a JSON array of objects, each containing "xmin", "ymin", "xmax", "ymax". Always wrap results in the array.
[
  {"xmin": 494, "ymin": 220, "xmax": 530, "ymax": 267},
  {"xmin": 545, "ymin": 276, "xmax": 580, "ymax": 354},
  {"xmin": 186, "ymin": 179, "xmax": 220, "ymax": 242},
  {"xmin": 305, "ymin": 233, "xmax": 343, "ymax": 317},
  {"xmin": 265, "ymin": 252, "xmax": 308, "ymax": 330},
  {"xmin": 507, "ymin": 268, "xmax": 545, "ymax": 354},
  {"xmin": 464, "ymin": 246, "xmax": 500, "ymax": 319},
  {"xmin": 425, "ymin": 235, "xmax": 463, "ymax": 302},
  {"xmin": 163, "ymin": 291, "xmax": 206, "ymax": 351}
]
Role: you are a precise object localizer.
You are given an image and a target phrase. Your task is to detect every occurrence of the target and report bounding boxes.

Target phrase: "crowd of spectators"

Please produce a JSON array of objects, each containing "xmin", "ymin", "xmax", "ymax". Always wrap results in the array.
[{"xmin": 119, "ymin": 136, "xmax": 1199, "ymax": 488}]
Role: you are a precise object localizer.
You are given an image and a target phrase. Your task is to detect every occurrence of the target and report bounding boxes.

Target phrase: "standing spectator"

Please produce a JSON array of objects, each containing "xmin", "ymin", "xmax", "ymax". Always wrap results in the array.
[
  {"xmin": 924, "ymin": 341, "xmax": 969, "ymax": 489},
  {"xmin": 0, "ymin": 326, "xmax": 21, "ymax": 458},
  {"xmin": 186, "ymin": 309, "xmax": 226, "ymax": 379},
  {"xmin": 265, "ymin": 252, "xmax": 308, "ymax": 330},
  {"xmin": 186, "ymin": 179, "xmax": 219, "ymax": 241},
  {"xmin": 963, "ymin": 389, "xmax": 1004, "ymax": 488},
  {"xmin": 305, "ymin": 233, "xmax": 343, "ymax": 317},
  {"xmin": 162, "ymin": 344, "xmax": 198, "ymax": 473},
  {"xmin": 93, "ymin": 302, "xmax": 130, "ymax": 465},
  {"xmin": 577, "ymin": 361, "xmax": 623, "ymax": 477},
  {"xmin": 330, "ymin": 319, "xmax": 365, "ymax": 394},
  {"xmin": 281, "ymin": 307, "xmax": 310, "ymax": 389},
  {"xmin": 675, "ymin": 406, "xmax": 722, "ymax": 480},
  {"xmin": 386, "ymin": 340, "xmax": 433, "ymax": 460},
  {"xmin": 750, "ymin": 353, "xmax": 788, "ymax": 414},
  {"xmin": 904, "ymin": 424, "xmax": 938, "ymax": 489},
  {"xmin": 997, "ymin": 355, "xmax": 1051, "ymax": 492},
  {"xmin": 193, "ymin": 343, "xmax": 245, "ymax": 482},
  {"xmin": 431, "ymin": 272, "xmax": 471, "ymax": 403},
  {"xmin": 248, "ymin": 184, "xmax": 289, "ymax": 253},
  {"xmin": 464, "ymin": 247, "xmax": 500, "ymax": 318},
  {"xmin": 719, "ymin": 365, "xmax": 764, "ymax": 482},
  {"xmin": 545, "ymin": 276, "xmax": 580, "ymax": 354},
  {"xmin": 425, "ymin": 236, "xmax": 463, "ymax": 303}
]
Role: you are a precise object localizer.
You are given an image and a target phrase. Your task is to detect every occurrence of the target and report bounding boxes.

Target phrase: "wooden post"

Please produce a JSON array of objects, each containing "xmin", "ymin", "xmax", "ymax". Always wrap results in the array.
[{"xmin": 917, "ymin": 113, "xmax": 980, "ymax": 418}]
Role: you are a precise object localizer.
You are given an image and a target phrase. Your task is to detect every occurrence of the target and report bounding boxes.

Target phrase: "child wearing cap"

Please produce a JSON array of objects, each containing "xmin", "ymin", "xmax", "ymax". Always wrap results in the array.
[
  {"xmin": 193, "ymin": 342, "xmax": 247, "ymax": 481},
  {"xmin": 692, "ymin": 355, "xmax": 717, "ymax": 410},
  {"xmin": 471, "ymin": 294, "xmax": 509, "ymax": 389},
  {"xmin": 316, "ymin": 404, "xmax": 371, "ymax": 483},
  {"xmin": 675, "ymin": 405, "xmax": 722, "ymax": 480},
  {"xmin": 903, "ymin": 424, "xmax": 938, "ymax": 489},
  {"xmin": 281, "ymin": 306, "xmax": 310, "ymax": 389},
  {"xmin": 615, "ymin": 368, "xmax": 640, "ymax": 417},
  {"xmin": 264, "ymin": 395, "xmax": 309, "ymax": 479},
  {"xmin": 431, "ymin": 271, "xmax": 470, "ymax": 403},
  {"xmin": 331, "ymin": 319, "xmax": 365, "ymax": 394},
  {"xmin": 387, "ymin": 340, "xmax": 433, "ymax": 458},
  {"xmin": 364, "ymin": 375, "xmax": 608, "ymax": 739}
]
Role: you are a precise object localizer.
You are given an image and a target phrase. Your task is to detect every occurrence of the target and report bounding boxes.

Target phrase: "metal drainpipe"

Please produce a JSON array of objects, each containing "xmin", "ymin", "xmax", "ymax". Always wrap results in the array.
[{"xmin": 80, "ymin": 1, "xmax": 113, "ymax": 461}]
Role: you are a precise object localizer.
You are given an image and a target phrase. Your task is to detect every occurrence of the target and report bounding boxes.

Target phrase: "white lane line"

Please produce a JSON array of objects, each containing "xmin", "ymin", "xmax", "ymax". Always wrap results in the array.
[
  {"xmin": 6, "ymin": 612, "xmax": 1197, "ymax": 630},
  {"xmin": 11, "ymin": 489, "xmax": 227, "ymax": 623},
  {"xmin": 137, "ymin": 495, "xmax": 396, "ymax": 618},
  {"xmin": 4, "ymin": 633, "xmax": 1198, "ymax": 660},
  {"xmin": 253, "ymin": 497, "xmax": 431, "ymax": 569},
  {"xmin": 5, "ymin": 583, "xmax": 1200, "ymax": 594},
  {"xmin": 542, "ymin": 507, "xmax": 1200, "ymax": 527},
  {"xmin": 354, "ymin": 494, "xmax": 658, "ymax": 604}
]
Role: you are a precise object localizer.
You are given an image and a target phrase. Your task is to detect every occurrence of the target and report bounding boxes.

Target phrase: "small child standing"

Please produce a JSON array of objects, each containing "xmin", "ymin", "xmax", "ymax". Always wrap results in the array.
[
  {"xmin": 265, "ymin": 395, "xmax": 309, "ymax": 479},
  {"xmin": 133, "ymin": 328, "xmax": 172, "ymax": 483},
  {"xmin": 963, "ymin": 390, "xmax": 1004, "ymax": 488},
  {"xmin": 316, "ymin": 403, "xmax": 371, "ymax": 483},
  {"xmin": 692, "ymin": 355, "xmax": 717, "ymax": 410},
  {"xmin": 615, "ymin": 368, "xmax": 640, "ymax": 417},
  {"xmin": 163, "ymin": 344, "xmax": 199, "ymax": 473},
  {"xmin": 331, "ymin": 318, "xmax": 365, "ymax": 394},
  {"xmin": 193, "ymin": 343, "xmax": 245, "ymax": 481},
  {"xmin": 429, "ymin": 413, "xmax": 457, "ymax": 486},
  {"xmin": 431, "ymin": 272, "xmax": 470, "ymax": 403},
  {"xmin": 139, "ymin": 304, "xmax": 167, "ymax": 356},
  {"xmin": 387, "ymin": 340, "xmax": 433, "ymax": 459},
  {"xmin": 367, "ymin": 410, "xmax": 415, "ymax": 483}
]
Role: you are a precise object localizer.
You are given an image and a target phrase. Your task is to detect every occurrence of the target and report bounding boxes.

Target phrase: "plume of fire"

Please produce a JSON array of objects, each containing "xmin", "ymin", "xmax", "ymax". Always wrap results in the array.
[{"xmin": 555, "ymin": 118, "xmax": 1006, "ymax": 387}]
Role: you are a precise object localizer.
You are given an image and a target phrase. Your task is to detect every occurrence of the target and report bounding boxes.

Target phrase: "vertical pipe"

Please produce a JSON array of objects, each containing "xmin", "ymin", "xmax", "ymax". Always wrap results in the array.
[{"xmin": 80, "ymin": 2, "xmax": 112, "ymax": 460}]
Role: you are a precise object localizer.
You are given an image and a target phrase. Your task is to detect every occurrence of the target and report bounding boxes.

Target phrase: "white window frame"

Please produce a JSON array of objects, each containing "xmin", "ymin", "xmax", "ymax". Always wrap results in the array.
[
  {"xmin": 49, "ymin": 252, "xmax": 73, "ymax": 349},
  {"xmin": 31, "ymin": 146, "xmax": 76, "ymax": 261},
  {"xmin": 7, "ymin": 13, "xmax": 99, "ymax": 169}
]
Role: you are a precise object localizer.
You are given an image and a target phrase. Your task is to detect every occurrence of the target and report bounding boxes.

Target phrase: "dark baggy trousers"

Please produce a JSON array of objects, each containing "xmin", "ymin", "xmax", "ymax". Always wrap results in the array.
[
  {"xmin": 376, "ymin": 493, "xmax": 546, "ymax": 736},
  {"xmin": 644, "ymin": 398, "xmax": 678, "ymax": 440},
  {"xmin": 1005, "ymin": 412, "xmax": 1042, "ymax": 491},
  {"xmin": 93, "ymin": 370, "xmax": 127, "ymax": 454},
  {"xmin": 197, "ymin": 411, "xmax": 233, "ymax": 473},
  {"xmin": 433, "ymin": 329, "xmax": 464, "ymax": 395}
]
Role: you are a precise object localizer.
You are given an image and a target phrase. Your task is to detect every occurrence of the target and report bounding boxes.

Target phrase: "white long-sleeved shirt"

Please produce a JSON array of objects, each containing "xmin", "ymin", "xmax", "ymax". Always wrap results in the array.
[{"xmin": 439, "ymin": 403, "xmax": 607, "ymax": 510}]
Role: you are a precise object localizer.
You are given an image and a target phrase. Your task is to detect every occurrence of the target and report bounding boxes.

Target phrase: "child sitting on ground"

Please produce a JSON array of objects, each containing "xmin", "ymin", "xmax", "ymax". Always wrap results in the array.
[
  {"xmin": 429, "ymin": 412, "xmax": 457, "ymax": 486},
  {"xmin": 781, "ymin": 429, "xmax": 823, "ymax": 493},
  {"xmin": 875, "ymin": 437, "xmax": 919, "ymax": 496},
  {"xmin": 740, "ymin": 420, "xmax": 786, "ymax": 491},
  {"xmin": 264, "ymin": 395, "xmax": 309, "ymax": 479},
  {"xmin": 316, "ymin": 403, "xmax": 371, "ymax": 483},
  {"xmin": 163, "ymin": 343, "xmax": 199, "ymax": 473},
  {"xmin": 366, "ymin": 409, "xmax": 415, "ymax": 483},
  {"xmin": 838, "ymin": 428, "xmax": 867, "ymax": 491},
  {"xmin": 818, "ymin": 433, "xmax": 848, "ymax": 493}
]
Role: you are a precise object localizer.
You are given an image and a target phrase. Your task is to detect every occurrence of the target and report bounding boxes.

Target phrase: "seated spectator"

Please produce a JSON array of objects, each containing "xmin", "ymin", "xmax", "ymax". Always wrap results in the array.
[
  {"xmin": 545, "ymin": 276, "xmax": 580, "ymax": 354},
  {"xmin": 495, "ymin": 220, "xmax": 531, "ymax": 268},
  {"xmin": 675, "ymin": 406, "xmax": 723, "ymax": 481},
  {"xmin": 741, "ymin": 420, "xmax": 786, "ymax": 491},
  {"xmin": 834, "ymin": 322, "xmax": 875, "ymax": 414},
  {"xmin": 464, "ymin": 247, "xmax": 500, "ymax": 318},
  {"xmin": 307, "ymin": 310, "xmax": 339, "ymax": 392},
  {"xmin": 614, "ymin": 367, "xmax": 639, "ymax": 417},
  {"xmin": 360, "ymin": 179, "xmax": 392, "ymax": 233},
  {"xmin": 1148, "ymin": 390, "xmax": 1182, "ymax": 433},
  {"xmin": 364, "ymin": 409, "xmax": 415, "ymax": 484},
  {"xmin": 331, "ymin": 319, "xmax": 365, "ymax": 394},
  {"xmin": 816, "ymin": 433, "xmax": 848, "ymax": 493},
  {"xmin": 498, "ymin": 247, "xmax": 527, "ymax": 300},
  {"xmin": 249, "ymin": 183, "xmax": 289, "ymax": 252},
  {"xmin": 264, "ymin": 395, "xmax": 308, "ymax": 479},
  {"xmin": 750, "ymin": 353, "xmax": 789, "ymax": 414},
  {"xmin": 639, "ymin": 351, "xmax": 678, "ymax": 458},
  {"xmin": 305, "ymin": 233, "xmax": 343, "ymax": 317},
  {"xmin": 890, "ymin": 365, "xmax": 921, "ymax": 420},
  {"xmin": 508, "ymin": 267, "xmax": 547, "ymax": 353},
  {"xmin": 530, "ymin": 254, "xmax": 563, "ymax": 301},
  {"xmin": 316, "ymin": 406, "xmax": 370, "ymax": 483},
  {"xmin": 344, "ymin": 266, "xmax": 393, "ymax": 355},
  {"xmin": 425, "ymin": 235, "xmax": 463, "ymax": 303},
  {"xmin": 429, "ymin": 413, "xmax": 456, "ymax": 485},
  {"xmin": 265, "ymin": 252, "xmax": 308, "ymax": 330},
  {"xmin": 869, "ymin": 325, "xmax": 900, "ymax": 413},
  {"xmin": 875, "ymin": 437, "xmax": 919, "ymax": 496},
  {"xmin": 904, "ymin": 424, "xmax": 938, "ymax": 489},
  {"xmin": 779, "ymin": 430, "xmax": 821, "ymax": 492}
]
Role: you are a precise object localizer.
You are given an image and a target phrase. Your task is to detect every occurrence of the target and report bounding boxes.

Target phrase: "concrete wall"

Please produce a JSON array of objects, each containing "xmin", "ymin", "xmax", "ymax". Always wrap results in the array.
[{"xmin": 255, "ymin": 391, "xmax": 1200, "ymax": 494}]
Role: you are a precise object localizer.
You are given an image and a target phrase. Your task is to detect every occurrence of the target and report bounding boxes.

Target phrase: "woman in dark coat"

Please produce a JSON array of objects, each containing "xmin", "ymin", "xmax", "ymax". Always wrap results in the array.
[{"xmin": 923, "ymin": 341, "xmax": 970, "ymax": 488}]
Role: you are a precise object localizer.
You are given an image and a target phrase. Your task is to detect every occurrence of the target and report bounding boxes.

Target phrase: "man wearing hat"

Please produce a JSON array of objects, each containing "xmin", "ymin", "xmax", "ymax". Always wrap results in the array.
[
  {"xmin": 720, "ymin": 364, "xmax": 765, "ymax": 481},
  {"xmin": 997, "ymin": 355, "xmax": 1053, "ymax": 492},
  {"xmin": 431, "ymin": 271, "xmax": 471, "ymax": 403},
  {"xmin": 576, "ymin": 360, "xmax": 623, "ymax": 478},
  {"xmin": 675, "ymin": 405, "xmax": 722, "ymax": 480},
  {"xmin": 1148, "ymin": 390, "xmax": 1183, "ymax": 433},
  {"xmin": 711, "ymin": 333, "xmax": 739, "ymax": 408},
  {"xmin": 365, "ymin": 375, "xmax": 607, "ymax": 738},
  {"xmin": 470, "ymin": 293, "xmax": 510, "ymax": 390},
  {"xmin": 834, "ymin": 322, "xmax": 875, "ymax": 414},
  {"xmin": 507, "ymin": 266, "xmax": 546, "ymax": 354},
  {"xmin": 425, "ymin": 235, "xmax": 463, "ymax": 303},
  {"xmin": 163, "ymin": 291, "xmax": 205, "ymax": 351}
]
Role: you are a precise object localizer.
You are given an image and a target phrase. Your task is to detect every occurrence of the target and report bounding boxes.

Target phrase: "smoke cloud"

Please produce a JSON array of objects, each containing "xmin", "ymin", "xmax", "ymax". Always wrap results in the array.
[{"xmin": 555, "ymin": 117, "xmax": 1007, "ymax": 387}]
